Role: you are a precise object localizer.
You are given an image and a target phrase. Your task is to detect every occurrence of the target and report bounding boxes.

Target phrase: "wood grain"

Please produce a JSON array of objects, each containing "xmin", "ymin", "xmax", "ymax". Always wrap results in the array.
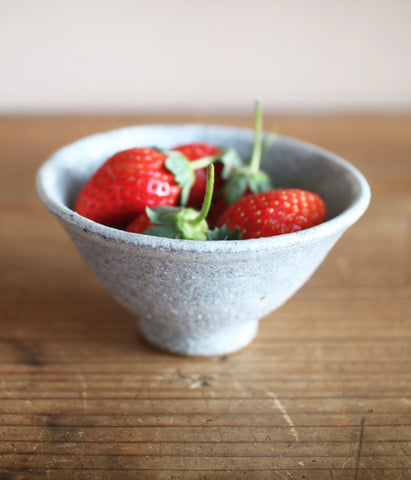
[{"xmin": 0, "ymin": 115, "xmax": 410, "ymax": 479}]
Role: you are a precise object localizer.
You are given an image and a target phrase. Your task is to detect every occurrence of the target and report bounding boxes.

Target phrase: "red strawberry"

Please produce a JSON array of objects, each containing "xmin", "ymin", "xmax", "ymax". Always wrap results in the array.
[
  {"xmin": 216, "ymin": 189, "xmax": 327, "ymax": 239},
  {"xmin": 126, "ymin": 210, "xmax": 152, "ymax": 234},
  {"xmin": 74, "ymin": 147, "xmax": 181, "ymax": 228},
  {"xmin": 173, "ymin": 143, "xmax": 224, "ymax": 209},
  {"xmin": 207, "ymin": 193, "xmax": 234, "ymax": 227},
  {"xmin": 173, "ymin": 142, "xmax": 221, "ymax": 162}
]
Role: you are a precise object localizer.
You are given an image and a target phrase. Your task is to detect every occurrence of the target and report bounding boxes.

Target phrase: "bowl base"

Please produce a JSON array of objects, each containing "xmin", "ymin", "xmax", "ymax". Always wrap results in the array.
[{"xmin": 138, "ymin": 318, "xmax": 259, "ymax": 356}]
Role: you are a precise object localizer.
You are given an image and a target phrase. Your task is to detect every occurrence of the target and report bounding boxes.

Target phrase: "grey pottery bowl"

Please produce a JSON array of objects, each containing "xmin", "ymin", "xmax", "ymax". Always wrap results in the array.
[{"xmin": 36, "ymin": 124, "xmax": 371, "ymax": 356}]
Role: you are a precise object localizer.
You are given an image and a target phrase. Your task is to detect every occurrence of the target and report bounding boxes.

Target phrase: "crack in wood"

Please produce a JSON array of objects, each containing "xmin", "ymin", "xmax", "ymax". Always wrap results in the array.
[{"xmin": 354, "ymin": 417, "xmax": 366, "ymax": 480}]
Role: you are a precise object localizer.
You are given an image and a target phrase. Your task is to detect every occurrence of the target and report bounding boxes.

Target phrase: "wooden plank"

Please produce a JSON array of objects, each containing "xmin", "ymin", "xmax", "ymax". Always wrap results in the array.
[
  {"xmin": 0, "ymin": 469, "xmax": 404, "ymax": 480},
  {"xmin": 1, "ymin": 439, "xmax": 409, "ymax": 457},
  {"xmin": 0, "ymin": 397, "xmax": 410, "ymax": 415},
  {"xmin": 1, "ymin": 424, "xmax": 410, "ymax": 444},
  {"xmin": 0, "ymin": 412, "xmax": 409, "ymax": 428},
  {"xmin": 0, "ymin": 339, "xmax": 409, "ymax": 367},
  {"xmin": 0, "ymin": 452, "xmax": 410, "ymax": 470}
]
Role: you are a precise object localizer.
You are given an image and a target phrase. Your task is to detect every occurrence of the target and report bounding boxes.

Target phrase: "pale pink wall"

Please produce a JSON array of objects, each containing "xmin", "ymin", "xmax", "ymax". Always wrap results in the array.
[{"xmin": 1, "ymin": 0, "xmax": 410, "ymax": 113}]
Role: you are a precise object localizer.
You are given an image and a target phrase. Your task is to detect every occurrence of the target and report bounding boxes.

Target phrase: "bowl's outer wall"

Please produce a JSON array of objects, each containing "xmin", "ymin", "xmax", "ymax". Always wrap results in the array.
[
  {"xmin": 37, "ymin": 124, "xmax": 370, "ymax": 353},
  {"xmin": 62, "ymin": 218, "xmax": 341, "ymax": 332}
]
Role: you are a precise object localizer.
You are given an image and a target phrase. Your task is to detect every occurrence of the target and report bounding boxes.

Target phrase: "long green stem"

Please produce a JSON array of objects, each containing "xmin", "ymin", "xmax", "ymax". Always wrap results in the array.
[
  {"xmin": 249, "ymin": 99, "xmax": 263, "ymax": 173},
  {"xmin": 189, "ymin": 164, "xmax": 215, "ymax": 226}
]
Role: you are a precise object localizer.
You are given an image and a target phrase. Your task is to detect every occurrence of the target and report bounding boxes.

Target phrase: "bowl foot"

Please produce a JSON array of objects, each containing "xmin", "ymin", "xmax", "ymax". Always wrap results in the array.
[{"xmin": 138, "ymin": 318, "xmax": 259, "ymax": 356}]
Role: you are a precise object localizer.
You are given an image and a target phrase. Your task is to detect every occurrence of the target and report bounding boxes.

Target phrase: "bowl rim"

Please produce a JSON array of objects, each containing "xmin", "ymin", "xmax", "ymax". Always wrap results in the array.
[{"xmin": 36, "ymin": 123, "xmax": 371, "ymax": 255}]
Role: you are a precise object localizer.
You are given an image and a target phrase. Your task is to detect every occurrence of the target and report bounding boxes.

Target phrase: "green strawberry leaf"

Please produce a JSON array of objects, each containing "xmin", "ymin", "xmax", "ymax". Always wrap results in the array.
[
  {"xmin": 222, "ymin": 172, "xmax": 249, "ymax": 205},
  {"xmin": 207, "ymin": 225, "xmax": 242, "ymax": 240},
  {"xmin": 219, "ymin": 148, "xmax": 244, "ymax": 180},
  {"xmin": 165, "ymin": 151, "xmax": 195, "ymax": 206},
  {"xmin": 144, "ymin": 206, "xmax": 182, "ymax": 238},
  {"xmin": 145, "ymin": 206, "xmax": 181, "ymax": 225},
  {"xmin": 144, "ymin": 224, "xmax": 183, "ymax": 239},
  {"xmin": 221, "ymin": 168, "xmax": 272, "ymax": 205},
  {"xmin": 247, "ymin": 171, "xmax": 272, "ymax": 194},
  {"xmin": 144, "ymin": 206, "xmax": 187, "ymax": 238},
  {"xmin": 143, "ymin": 206, "xmax": 209, "ymax": 241}
]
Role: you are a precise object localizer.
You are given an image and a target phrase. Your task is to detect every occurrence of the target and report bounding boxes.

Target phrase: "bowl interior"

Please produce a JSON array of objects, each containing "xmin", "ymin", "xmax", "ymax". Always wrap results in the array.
[{"xmin": 38, "ymin": 124, "xmax": 370, "ymax": 234}]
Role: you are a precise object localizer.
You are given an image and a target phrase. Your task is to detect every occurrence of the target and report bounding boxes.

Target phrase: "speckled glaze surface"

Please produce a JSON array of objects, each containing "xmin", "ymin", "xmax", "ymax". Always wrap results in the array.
[{"xmin": 36, "ymin": 124, "xmax": 371, "ymax": 356}]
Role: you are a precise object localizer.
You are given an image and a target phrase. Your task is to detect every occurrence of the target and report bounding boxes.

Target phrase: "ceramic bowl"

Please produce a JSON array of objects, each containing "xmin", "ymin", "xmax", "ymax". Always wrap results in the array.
[{"xmin": 36, "ymin": 124, "xmax": 370, "ymax": 356}]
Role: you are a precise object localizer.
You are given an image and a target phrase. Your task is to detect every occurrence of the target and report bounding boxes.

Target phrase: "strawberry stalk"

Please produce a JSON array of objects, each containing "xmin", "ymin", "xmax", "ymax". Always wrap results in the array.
[
  {"xmin": 220, "ymin": 100, "xmax": 273, "ymax": 205},
  {"xmin": 249, "ymin": 99, "xmax": 263, "ymax": 174},
  {"xmin": 185, "ymin": 163, "xmax": 215, "ymax": 228},
  {"xmin": 190, "ymin": 155, "xmax": 221, "ymax": 171}
]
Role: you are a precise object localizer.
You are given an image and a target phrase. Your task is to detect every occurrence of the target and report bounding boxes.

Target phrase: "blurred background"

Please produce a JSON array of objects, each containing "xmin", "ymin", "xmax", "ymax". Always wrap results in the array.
[{"xmin": 1, "ymin": 0, "xmax": 410, "ymax": 115}]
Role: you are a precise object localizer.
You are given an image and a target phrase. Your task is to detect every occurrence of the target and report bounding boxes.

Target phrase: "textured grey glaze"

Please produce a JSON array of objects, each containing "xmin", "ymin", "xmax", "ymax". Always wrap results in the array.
[{"xmin": 36, "ymin": 124, "xmax": 371, "ymax": 355}]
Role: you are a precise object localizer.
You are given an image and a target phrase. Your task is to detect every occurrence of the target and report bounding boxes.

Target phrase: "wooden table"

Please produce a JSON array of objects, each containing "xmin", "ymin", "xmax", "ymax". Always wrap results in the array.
[{"xmin": 0, "ymin": 115, "xmax": 410, "ymax": 479}]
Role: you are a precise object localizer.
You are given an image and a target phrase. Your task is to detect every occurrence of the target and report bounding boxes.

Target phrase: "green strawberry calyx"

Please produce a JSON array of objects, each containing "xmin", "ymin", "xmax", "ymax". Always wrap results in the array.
[
  {"xmin": 143, "ymin": 205, "xmax": 209, "ymax": 240},
  {"xmin": 143, "ymin": 165, "xmax": 241, "ymax": 241},
  {"xmin": 206, "ymin": 224, "xmax": 241, "ymax": 240},
  {"xmin": 220, "ymin": 100, "xmax": 275, "ymax": 205}
]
